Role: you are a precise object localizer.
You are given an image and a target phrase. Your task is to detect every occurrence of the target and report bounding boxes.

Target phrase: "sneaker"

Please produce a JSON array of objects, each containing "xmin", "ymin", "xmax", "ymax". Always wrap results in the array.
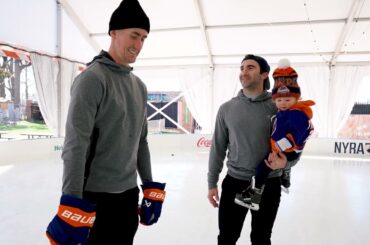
[{"xmin": 234, "ymin": 176, "xmax": 264, "ymax": 211}]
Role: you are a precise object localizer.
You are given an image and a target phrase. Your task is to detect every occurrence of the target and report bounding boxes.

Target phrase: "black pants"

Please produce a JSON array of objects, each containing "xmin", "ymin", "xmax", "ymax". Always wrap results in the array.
[
  {"xmin": 83, "ymin": 187, "xmax": 140, "ymax": 245},
  {"xmin": 218, "ymin": 175, "xmax": 281, "ymax": 245}
]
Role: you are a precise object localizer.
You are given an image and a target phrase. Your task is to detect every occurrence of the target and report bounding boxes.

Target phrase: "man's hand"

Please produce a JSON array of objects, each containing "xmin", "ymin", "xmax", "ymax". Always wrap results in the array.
[
  {"xmin": 139, "ymin": 181, "xmax": 166, "ymax": 226},
  {"xmin": 46, "ymin": 195, "xmax": 96, "ymax": 245},
  {"xmin": 265, "ymin": 152, "xmax": 287, "ymax": 170},
  {"xmin": 207, "ymin": 188, "xmax": 219, "ymax": 208}
]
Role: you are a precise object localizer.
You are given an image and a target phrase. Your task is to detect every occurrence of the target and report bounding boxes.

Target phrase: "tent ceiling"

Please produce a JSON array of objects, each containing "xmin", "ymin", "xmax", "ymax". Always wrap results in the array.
[{"xmin": 21, "ymin": 0, "xmax": 370, "ymax": 67}]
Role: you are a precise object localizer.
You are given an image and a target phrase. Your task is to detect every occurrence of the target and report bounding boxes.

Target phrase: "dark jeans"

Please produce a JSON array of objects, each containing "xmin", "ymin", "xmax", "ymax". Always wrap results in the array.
[
  {"xmin": 83, "ymin": 187, "xmax": 140, "ymax": 245},
  {"xmin": 218, "ymin": 175, "xmax": 281, "ymax": 245}
]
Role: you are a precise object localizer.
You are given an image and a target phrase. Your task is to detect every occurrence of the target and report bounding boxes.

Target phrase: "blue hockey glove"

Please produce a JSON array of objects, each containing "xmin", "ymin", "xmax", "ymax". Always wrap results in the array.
[
  {"xmin": 46, "ymin": 195, "xmax": 96, "ymax": 245},
  {"xmin": 139, "ymin": 181, "xmax": 166, "ymax": 225}
]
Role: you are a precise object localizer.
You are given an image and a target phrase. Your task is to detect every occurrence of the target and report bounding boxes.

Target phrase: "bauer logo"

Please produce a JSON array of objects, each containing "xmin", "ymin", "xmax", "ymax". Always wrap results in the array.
[
  {"xmin": 59, "ymin": 208, "xmax": 96, "ymax": 228},
  {"xmin": 149, "ymin": 191, "xmax": 165, "ymax": 200},
  {"xmin": 197, "ymin": 137, "xmax": 212, "ymax": 148},
  {"xmin": 144, "ymin": 189, "xmax": 166, "ymax": 201},
  {"xmin": 334, "ymin": 141, "xmax": 370, "ymax": 155},
  {"xmin": 61, "ymin": 210, "xmax": 95, "ymax": 224}
]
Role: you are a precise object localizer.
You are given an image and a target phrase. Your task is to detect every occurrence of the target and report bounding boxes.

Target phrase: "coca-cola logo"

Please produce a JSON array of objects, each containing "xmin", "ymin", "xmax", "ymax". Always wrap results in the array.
[{"xmin": 197, "ymin": 137, "xmax": 212, "ymax": 148}]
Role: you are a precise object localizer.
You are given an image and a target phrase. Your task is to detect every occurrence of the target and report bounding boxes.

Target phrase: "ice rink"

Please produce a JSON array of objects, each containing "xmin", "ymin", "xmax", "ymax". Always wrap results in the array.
[{"xmin": 1, "ymin": 137, "xmax": 370, "ymax": 245}]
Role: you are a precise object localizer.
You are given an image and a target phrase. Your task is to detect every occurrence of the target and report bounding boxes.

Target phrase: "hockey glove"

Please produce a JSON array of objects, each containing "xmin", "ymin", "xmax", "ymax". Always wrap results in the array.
[
  {"xmin": 46, "ymin": 195, "xmax": 96, "ymax": 245},
  {"xmin": 139, "ymin": 181, "xmax": 166, "ymax": 226}
]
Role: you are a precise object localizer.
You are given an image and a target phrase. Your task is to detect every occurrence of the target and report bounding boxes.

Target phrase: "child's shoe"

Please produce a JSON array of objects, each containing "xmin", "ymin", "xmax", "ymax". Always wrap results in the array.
[
  {"xmin": 281, "ymin": 169, "xmax": 291, "ymax": 193},
  {"xmin": 234, "ymin": 176, "xmax": 264, "ymax": 211}
]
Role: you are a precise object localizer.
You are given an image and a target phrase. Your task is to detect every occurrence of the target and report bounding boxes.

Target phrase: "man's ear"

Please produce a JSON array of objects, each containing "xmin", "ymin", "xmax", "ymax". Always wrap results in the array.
[{"xmin": 261, "ymin": 72, "xmax": 269, "ymax": 80}]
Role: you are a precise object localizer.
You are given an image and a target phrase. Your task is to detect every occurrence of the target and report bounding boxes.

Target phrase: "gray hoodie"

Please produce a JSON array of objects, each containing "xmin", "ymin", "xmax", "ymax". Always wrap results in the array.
[
  {"xmin": 62, "ymin": 51, "xmax": 152, "ymax": 198},
  {"xmin": 208, "ymin": 90, "xmax": 279, "ymax": 189}
]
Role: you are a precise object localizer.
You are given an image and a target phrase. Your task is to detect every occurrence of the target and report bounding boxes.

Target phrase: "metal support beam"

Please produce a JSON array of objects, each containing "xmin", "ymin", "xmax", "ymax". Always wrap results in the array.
[
  {"xmin": 193, "ymin": 0, "xmax": 214, "ymax": 68},
  {"xmin": 58, "ymin": 0, "xmax": 101, "ymax": 53},
  {"xmin": 90, "ymin": 17, "xmax": 370, "ymax": 36},
  {"xmin": 330, "ymin": 0, "xmax": 366, "ymax": 66},
  {"xmin": 133, "ymin": 50, "xmax": 370, "ymax": 62},
  {"xmin": 56, "ymin": 1, "xmax": 62, "ymax": 137}
]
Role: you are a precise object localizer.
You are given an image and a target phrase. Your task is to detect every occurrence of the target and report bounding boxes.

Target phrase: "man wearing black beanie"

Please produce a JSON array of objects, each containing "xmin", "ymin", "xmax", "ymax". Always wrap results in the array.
[{"xmin": 46, "ymin": 1, "xmax": 166, "ymax": 244}]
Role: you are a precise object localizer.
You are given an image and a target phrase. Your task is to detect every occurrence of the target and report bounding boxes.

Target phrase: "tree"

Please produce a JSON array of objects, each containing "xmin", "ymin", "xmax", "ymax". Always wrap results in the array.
[
  {"xmin": 0, "ymin": 56, "xmax": 31, "ymax": 105},
  {"xmin": 0, "ymin": 56, "xmax": 12, "ymax": 98},
  {"xmin": 11, "ymin": 59, "xmax": 32, "ymax": 106}
]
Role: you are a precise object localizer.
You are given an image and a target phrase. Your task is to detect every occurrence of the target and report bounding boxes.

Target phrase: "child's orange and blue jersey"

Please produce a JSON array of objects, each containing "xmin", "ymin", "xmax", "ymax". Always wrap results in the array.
[{"xmin": 270, "ymin": 100, "xmax": 315, "ymax": 153}]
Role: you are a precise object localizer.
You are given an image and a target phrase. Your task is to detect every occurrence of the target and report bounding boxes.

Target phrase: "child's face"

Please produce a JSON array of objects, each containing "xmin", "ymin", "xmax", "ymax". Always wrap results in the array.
[{"xmin": 275, "ymin": 97, "xmax": 297, "ymax": 111}]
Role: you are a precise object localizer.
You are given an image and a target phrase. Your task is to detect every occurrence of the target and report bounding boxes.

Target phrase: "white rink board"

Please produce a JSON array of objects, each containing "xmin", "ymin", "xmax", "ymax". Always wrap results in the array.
[{"xmin": 1, "ymin": 135, "xmax": 370, "ymax": 165}]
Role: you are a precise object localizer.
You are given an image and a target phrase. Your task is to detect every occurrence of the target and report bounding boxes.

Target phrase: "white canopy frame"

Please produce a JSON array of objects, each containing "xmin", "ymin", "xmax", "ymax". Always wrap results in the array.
[{"xmin": 1, "ymin": 0, "xmax": 370, "ymax": 138}]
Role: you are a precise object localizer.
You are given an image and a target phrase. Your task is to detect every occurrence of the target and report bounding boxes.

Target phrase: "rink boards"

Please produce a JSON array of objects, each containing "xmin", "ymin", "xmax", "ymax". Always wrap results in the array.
[{"xmin": 0, "ymin": 135, "xmax": 369, "ymax": 165}]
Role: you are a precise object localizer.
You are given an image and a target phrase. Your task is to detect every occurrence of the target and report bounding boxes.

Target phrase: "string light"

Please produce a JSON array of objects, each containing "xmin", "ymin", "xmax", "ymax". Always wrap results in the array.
[
  {"xmin": 302, "ymin": 0, "xmax": 329, "ymax": 64},
  {"xmin": 342, "ymin": 0, "xmax": 365, "ymax": 53}
]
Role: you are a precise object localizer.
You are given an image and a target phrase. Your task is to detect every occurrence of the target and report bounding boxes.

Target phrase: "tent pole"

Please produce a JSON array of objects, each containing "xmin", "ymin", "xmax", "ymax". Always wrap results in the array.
[{"xmin": 56, "ymin": 1, "xmax": 62, "ymax": 137}]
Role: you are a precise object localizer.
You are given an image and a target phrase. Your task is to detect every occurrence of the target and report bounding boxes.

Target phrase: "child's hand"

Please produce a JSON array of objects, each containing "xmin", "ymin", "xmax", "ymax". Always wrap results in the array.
[{"xmin": 265, "ymin": 152, "xmax": 287, "ymax": 170}]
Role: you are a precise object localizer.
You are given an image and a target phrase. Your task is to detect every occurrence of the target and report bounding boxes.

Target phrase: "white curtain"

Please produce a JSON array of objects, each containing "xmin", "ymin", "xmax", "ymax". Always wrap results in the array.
[
  {"xmin": 326, "ymin": 65, "xmax": 369, "ymax": 138},
  {"xmin": 60, "ymin": 60, "xmax": 78, "ymax": 136},
  {"xmin": 31, "ymin": 53, "xmax": 77, "ymax": 136},
  {"xmin": 135, "ymin": 67, "xmax": 240, "ymax": 134},
  {"xmin": 133, "ymin": 68, "xmax": 182, "ymax": 92},
  {"xmin": 179, "ymin": 67, "xmax": 213, "ymax": 134},
  {"xmin": 296, "ymin": 65, "xmax": 330, "ymax": 138},
  {"xmin": 31, "ymin": 53, "xmax": 59, "ymax": 135},
  {"xmin": 211, "ymin": 66, "xmax": 241, "ymax": 127}
]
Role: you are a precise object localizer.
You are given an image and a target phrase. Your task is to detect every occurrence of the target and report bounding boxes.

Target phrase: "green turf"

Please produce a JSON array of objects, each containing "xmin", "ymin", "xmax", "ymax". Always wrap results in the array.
[{"xmin": 0, "ymin": 120, "xmax": 50, "ymax": 134}]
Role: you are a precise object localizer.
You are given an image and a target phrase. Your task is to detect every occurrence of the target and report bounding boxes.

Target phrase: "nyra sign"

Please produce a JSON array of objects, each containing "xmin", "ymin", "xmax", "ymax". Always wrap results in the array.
[{"xmin": 334, "ymin": 141, "xmax": 370, "ymax": 155}]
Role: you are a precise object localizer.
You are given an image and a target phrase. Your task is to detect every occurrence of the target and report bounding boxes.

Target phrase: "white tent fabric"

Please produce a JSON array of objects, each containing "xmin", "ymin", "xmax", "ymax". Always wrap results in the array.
[
  {"xmin": 1, "ymin": 0, "xmax": 369, "ymax": 66},
  {"xmin": 297, "ymin": 64, "xmax": 370, "ymax": 137},
  {"xmin": 297, "ymin": 65, "xmax": 330, "ymax": 137},
  {"xmin": 60, "ymin": 60, "xmax": 78, "ymax": 136},
  {"xmin": 179, "ymin": 67, "xmax": 213, "ymax": 133},
  {"xmin": 327, "ymin": 65, "xmax": 370, "ymax": 137},
  {"xmin": 134, "ymin": 66, "xmax": 240, "ymax": 134},
  {"xmin": 31, "ymin": 53, "xmax": 59, "ymax": 136},
  {"xmin": 212, "ymin": 67, "xmax": 242, "ymax": 122},
  {"xmin": 1, "ymin": 0, "xmax": 370, "ymax": 137},
  {"xmin": 31, "ymin": 53, "xmax": 77, "ymax": 136}
]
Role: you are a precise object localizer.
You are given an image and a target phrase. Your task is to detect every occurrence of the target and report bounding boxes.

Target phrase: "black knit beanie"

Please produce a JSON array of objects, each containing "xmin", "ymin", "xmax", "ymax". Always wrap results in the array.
[{"xmin": 108, "ymin": 0, "xmax": 150, "ymax": 35}]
